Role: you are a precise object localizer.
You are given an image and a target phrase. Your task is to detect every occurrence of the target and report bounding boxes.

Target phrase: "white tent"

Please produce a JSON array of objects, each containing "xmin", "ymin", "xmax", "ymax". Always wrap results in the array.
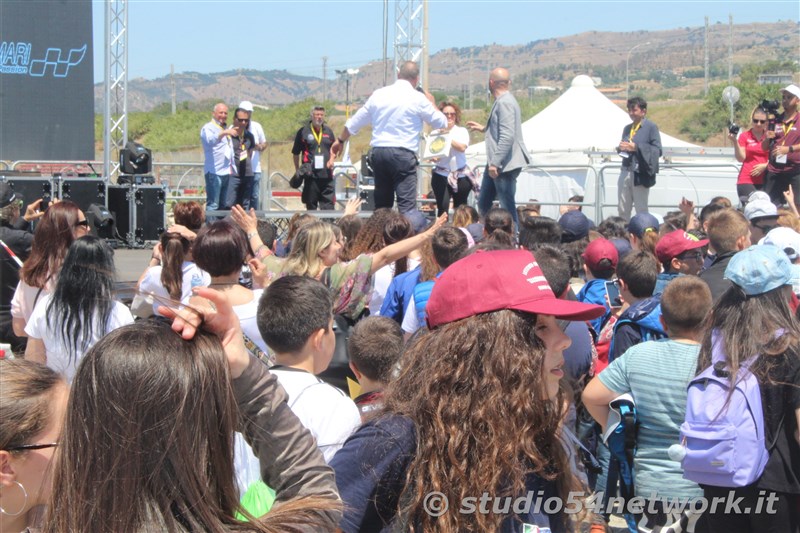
[{"xmin": 465, "ymin": 75, "xmax": 739, "ymax": 220}]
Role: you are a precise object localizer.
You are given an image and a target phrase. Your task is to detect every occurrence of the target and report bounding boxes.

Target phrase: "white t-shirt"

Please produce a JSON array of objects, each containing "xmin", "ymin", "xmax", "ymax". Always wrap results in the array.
[
  {"xmin": 270, "ymin": 367, "xmax": 361, "ymax": 462},
  {"xmin": 138, "ymin": 262, "xmax": 211, "ymax": 316},
  {"xmin": 433, "ymin": 125, "xmax": 470, "ymax": 173},
  {"xmin": 248, "ymin": 120, "xmax": 266, "ymax": 173},
  {"xmin": 234, "ymin": 289, "xmax": 268, "ymax": 354},
  {"xmin": 25, "ymin": 294, "xmax": 134, "ymax": 383},
  {"xmin": 369, "ymin": 257, "xmax": 421, "ymax": 316},
  {"xmin": 11, "ymin": 279, "xmax": 53, "ymax": 322},
  {"xmin": 401, "ymin": 294, "xmax": 421, "ymax": 334}
]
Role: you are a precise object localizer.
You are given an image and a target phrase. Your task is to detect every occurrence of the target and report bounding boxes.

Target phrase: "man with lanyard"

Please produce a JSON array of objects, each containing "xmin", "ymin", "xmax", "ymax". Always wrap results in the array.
[
  {"xmin": 222, "ymin": 107, "xmax": 256, "ymax": 210},
  {"xmin": 616, "ymin": 96, "xmax": 662, "ymax": 219},
  {"xmin": 292, "ymin": 106, "xmax": 336, "ymax": 210},
  {"xmin": 467, "ymin": 67, "xmax": 530, "ymax": 230},
  {"xmin": 200, "ymin": 103, "xmax": 236, "ymax": 220},
  {"xmin": 330, "ymin": 61, "xmax": 446, "ymax": 215},
  {"xmin": 763, "ymin": 84, "xmax": 800, "ymax": 211},
  {"xmin": 238, "ymin": 101, "xmax": 267, "ymax": 210}
]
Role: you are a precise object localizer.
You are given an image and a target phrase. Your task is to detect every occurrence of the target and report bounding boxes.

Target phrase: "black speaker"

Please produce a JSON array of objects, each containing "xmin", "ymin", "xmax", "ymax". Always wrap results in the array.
[
  {"xmin": 108, "ymin": 184, "xmax": 166, "ymax": 245},
  {"xmin": 59, "ymin": 178, "xmax": 107, "ymax": 213},
  {"xmin": 0, "ymin": 177, "xmax": 55, "ymax": 213}
]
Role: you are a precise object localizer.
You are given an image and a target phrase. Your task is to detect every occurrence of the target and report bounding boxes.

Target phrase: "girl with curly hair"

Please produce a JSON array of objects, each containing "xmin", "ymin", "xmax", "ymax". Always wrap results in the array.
[{"xmin": 331, "ymin": 249, "xmax": 605, "ymax": 532}]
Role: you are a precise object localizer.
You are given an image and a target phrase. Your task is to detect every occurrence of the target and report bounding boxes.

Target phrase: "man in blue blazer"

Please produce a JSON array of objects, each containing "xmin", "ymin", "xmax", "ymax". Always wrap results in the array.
[{"xmin": 617, "ymin": 96, "xmax": 662, "ymax": 219}]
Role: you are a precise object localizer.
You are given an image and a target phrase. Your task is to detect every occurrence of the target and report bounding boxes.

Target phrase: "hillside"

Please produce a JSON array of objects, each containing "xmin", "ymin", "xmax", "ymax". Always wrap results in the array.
[{"xmin": 95, "ymin": 21, "xmax": 798, "ymax": 112}]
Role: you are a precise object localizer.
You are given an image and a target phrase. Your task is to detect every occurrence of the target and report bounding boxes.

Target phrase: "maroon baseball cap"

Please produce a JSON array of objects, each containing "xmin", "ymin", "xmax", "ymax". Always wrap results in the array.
[
  {"xmin": 582, "ymin": 238, "xmax": 619, "ymax": 271},
  {"xmin": 655, "ymin": 230, "xmax": 709, "ymax": 264},
  {"xmin": 426, "ymin": 249, "xmax": 605, "ymax": 328}
]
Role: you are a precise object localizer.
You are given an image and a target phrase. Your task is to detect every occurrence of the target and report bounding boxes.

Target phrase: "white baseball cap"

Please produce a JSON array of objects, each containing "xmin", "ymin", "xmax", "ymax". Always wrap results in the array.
[
  {"xmin": 238, "ymin": 101, "xmax": 254, "ymax": 112},
  {"xmin": 782, "ymin": 84, "xmax": 800, "ymax": 100}
]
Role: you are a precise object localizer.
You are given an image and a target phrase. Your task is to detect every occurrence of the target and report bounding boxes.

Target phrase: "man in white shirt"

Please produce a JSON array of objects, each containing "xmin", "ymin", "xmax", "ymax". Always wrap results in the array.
[
  {"xmin": 331, "ymin": 61, "xmax": 447, "ymax": 214},
  {"xmin": 238, "ymin": 100, "xmax": 267, "ymax": 210},
  {"xmin": 200, "ymin": 103, "xmax": 237, "ymax": 220}
]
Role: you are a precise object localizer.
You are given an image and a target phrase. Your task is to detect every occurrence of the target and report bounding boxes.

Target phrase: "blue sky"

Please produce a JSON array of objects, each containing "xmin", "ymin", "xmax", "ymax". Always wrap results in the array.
[{"xmin": 91, "ymin": 0, "xmax": 795, "ymax": 83}]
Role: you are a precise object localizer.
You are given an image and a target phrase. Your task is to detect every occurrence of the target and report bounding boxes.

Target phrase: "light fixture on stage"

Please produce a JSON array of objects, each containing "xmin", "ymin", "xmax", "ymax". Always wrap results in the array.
[
  {"xmin": 87, "ymin": 203, "xmax": 115, "ymax": 240},
  {"xmin": 119, "ymin": 141, "xmax": 152, "ymax": 175}
]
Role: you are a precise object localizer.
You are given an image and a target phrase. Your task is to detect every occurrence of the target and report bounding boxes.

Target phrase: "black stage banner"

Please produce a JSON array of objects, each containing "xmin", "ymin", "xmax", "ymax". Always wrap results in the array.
[{"xmin": 0, "ymin": 0, "xmax": 95, "ymax": 161}]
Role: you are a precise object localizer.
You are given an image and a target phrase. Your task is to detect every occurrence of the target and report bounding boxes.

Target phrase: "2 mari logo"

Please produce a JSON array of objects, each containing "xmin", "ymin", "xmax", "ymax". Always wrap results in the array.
[{"xmin": 0, "ymin": 42, "xmax": 87, "ymax": 77}]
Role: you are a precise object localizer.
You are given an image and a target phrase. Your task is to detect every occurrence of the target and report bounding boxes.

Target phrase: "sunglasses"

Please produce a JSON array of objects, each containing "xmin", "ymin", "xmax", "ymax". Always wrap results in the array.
[
  {"xmin": 7, "ymin": 442, "xmax": 58, "ymax": 452},
  {"xmin": 75, "ymin": 219, "xmax": 90, "ymax": 227},
  {"xmin": 236, "ymin": 117, "xmax": 250, "ymax": 123},
  {"xmin": 752, "ymin": 119, "xmax": 767, "ymax": 124},
  {"xmin": 443, "ymin": 112, "xmax": 456, "ymax": 117}
]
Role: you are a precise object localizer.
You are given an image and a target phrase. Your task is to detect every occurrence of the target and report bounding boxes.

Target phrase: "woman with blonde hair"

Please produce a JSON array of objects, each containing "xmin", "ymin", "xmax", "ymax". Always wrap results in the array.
[
  {"xmin": 240, "ymin": 207, "xmax": 446, "ymax": 321},
  {"xmin": 729, "ymin": 106, "xmax": 769, "ymax": 200}
]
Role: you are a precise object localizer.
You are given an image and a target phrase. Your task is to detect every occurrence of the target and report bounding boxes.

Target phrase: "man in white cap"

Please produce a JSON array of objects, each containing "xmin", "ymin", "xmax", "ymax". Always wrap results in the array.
[
  {"xmin": 763, "ymin": 84, "xmax": 800, "ymax": 209},
  {"xmin": 238, "ymin": 101, "xmax": 267, "ymax": 210},
  {"xmin": 759, "ymin": 225, "xmax": 800, "ymax": 296},
  {"xmin": 743, "ymin": 190, "xmax": 779, "ymax": 243}
]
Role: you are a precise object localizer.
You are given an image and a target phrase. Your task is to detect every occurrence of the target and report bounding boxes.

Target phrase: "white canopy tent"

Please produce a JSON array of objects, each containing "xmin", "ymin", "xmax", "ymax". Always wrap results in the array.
[{"xmin": 464, "ymin": 75, "xmax": 740, "ymax": 220}]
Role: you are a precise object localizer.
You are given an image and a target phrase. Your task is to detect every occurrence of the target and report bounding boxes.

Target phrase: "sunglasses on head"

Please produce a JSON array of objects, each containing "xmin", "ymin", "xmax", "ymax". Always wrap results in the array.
[{"xmin": 7, "ymin": 442, "xmax": 58, "ymax": 452}]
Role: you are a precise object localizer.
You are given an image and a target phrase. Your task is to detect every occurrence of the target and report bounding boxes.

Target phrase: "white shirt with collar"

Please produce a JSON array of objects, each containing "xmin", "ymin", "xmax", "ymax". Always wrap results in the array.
[
  {"xmin": 200, "ymin": 119, "xmax": 233, "ymax": 175},
  {"xmin": 345, "ymin": 79, "xmax": 447, "ymax": 152},
  {"xmin": 248, "ymin": 120, "xmax": 267, "ymax": 173}
]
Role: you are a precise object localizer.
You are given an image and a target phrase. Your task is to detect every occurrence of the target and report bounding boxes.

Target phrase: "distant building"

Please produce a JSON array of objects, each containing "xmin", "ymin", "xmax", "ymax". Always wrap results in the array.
[{"xmin": 758, "ymin": 73, "xmax": 794, "ymax": 86}]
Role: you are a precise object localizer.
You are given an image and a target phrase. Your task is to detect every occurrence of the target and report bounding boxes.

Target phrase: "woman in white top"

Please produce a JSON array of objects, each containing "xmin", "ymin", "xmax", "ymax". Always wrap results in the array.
[
  {"xmin": 25, "ymin": 236, "xmax": 134, "ymax": 383},
  {"xmin": 11, "ymin": 200, "xmax": 90, "ymax": 336},
  {"xmin": 137, "ymin": 230, "xmax": 211, "ymax": 316},
  {"xmin": 191, "ymin": 220, "xmax": 268, "ymax": 355},
  {"xmin": 430, "ymin": 101, "xmax": 471, "ymax": 216}
]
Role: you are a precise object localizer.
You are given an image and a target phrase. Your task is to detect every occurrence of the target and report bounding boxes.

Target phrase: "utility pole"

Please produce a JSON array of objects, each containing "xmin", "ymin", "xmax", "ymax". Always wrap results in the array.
[
  {"xmin": 422, "ymin": 0, "xmax": 429, "ymax": 92},
  {"xmin": 728, "ymin": 14, "xmax": 733, "ymax": 84},
  {"xmin": 171, "ymin": 64, "xmax": 176, "ymax": 115},
  {"xmin": 322, "ymin": 56, "xmax": 328, "ymax": 102},
  {"xmin": 704, "ymin": 16, "xmax": 709, "ymax": 96}
]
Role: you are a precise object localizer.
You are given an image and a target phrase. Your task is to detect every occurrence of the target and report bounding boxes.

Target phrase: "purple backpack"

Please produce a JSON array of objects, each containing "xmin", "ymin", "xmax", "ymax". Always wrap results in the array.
[{"xmin": 678, "ymin": 333, "xmax": 768, "ymax": 487}]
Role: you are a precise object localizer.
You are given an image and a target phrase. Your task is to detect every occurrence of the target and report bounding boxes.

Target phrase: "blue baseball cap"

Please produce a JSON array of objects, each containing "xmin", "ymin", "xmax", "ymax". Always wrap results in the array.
[
  {"xmin": 559, "ymin": 210, "xmax": 593, "ymax": 243},
  {"xmin": 724, "ymin": 245, "xmax": 794, "ymax": 296},
  {"xmin": 627, "ymin": 213, "xmax": 659, "ymax": 238}
]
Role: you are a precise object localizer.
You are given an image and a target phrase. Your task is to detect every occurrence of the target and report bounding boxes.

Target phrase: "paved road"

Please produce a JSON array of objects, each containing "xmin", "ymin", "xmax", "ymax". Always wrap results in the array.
[{"xmin": 113, "ymin": 246, "xmax": 155, "ymax": 300}]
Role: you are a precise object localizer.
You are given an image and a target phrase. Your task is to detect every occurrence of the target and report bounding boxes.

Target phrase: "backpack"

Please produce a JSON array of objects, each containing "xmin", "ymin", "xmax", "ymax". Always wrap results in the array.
[
  {"xmin": 608, "ymin": 295, "xmax": 665, "ymax": 364},
  {"xmin": 601, "ymin": 394, "xmax": 639, "ymax": 532},
  {"xmin": 678, "ymin": 332, "xmax": 768, "ymax": 487}
]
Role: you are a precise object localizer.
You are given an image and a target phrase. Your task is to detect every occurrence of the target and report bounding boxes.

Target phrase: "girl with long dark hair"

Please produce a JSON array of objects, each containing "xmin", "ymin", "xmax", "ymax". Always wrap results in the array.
[
  {"xmin": 696, "ymin": 245, "xmax": 800, "ymax": 531},
  {"xmin": 24, "ymin": 236, "xmax": 133, "ymax": 383}
]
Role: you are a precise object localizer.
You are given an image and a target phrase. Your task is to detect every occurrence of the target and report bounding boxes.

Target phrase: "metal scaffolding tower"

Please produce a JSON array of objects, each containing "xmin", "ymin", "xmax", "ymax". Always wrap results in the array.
[
  {"xmin": 103, "ymin": 0, "xmax": 129, "ymax": 181},
  {"xmin": 393, "ymin": 0, "xmax": 424, "ymax": 82}
]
